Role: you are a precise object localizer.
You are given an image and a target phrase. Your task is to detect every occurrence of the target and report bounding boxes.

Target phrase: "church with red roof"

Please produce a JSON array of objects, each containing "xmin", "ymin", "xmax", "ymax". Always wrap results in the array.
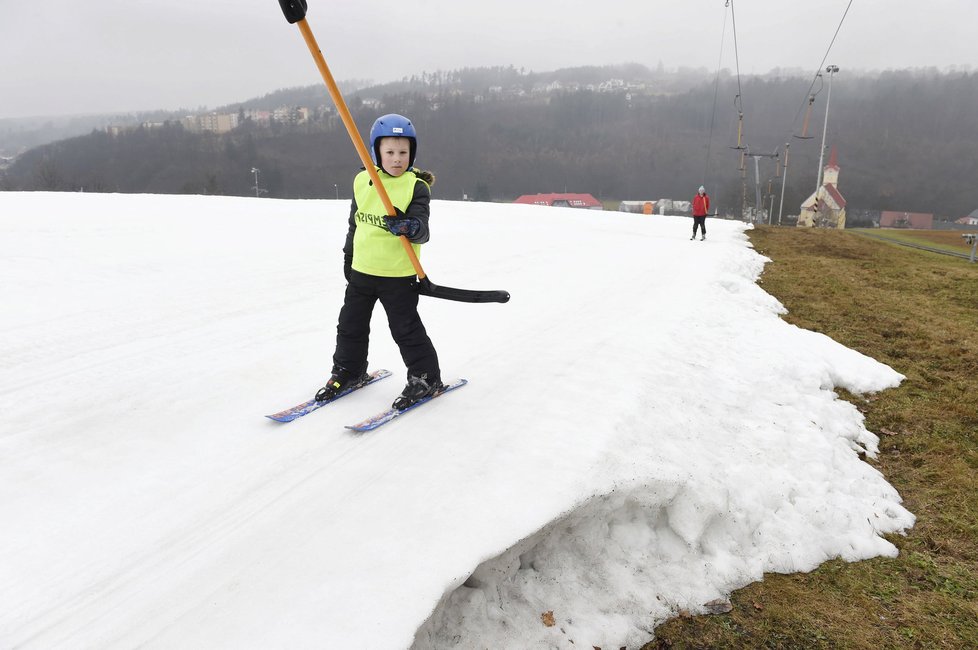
[{"xmin": 797, "ymin": 146, "xmax": 847, "ymax": 229}]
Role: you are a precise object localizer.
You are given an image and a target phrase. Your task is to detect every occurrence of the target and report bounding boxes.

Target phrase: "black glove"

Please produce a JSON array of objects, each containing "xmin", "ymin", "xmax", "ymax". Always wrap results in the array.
[{"xmin": 383, "ymin": 208, "xmax": 421, "ymax": 240}]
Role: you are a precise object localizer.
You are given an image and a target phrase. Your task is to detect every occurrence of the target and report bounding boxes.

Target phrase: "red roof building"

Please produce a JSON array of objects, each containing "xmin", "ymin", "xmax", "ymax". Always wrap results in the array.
[
  {"xmin": 880, "ymin": 211, "xmax": 934, "ymax": 229},
  {"xmin": 956, "ymin": 209, "xmax": 978, "ymax": 226},
  {"xmin": 513, "ymin": 193, "xmax": 604, "ymax": 210}
]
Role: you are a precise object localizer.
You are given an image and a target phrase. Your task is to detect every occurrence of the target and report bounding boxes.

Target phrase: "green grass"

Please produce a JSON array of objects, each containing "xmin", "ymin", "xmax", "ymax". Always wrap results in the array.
[
  {"xmin": 644, "ymin": 226, "xmax": 978, "ymax": 650},
  {"xmin": 851, "ymin": 228, "xmax": 978, "ymax": 255}
]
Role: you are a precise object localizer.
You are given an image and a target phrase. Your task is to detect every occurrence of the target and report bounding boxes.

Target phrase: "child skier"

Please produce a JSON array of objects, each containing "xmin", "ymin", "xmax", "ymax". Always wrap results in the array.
[
  {"xmin": 315, "ymin": 113, "xmax": 443, "ymax": 410},
  {"xmin": 692, "ymin": 185, "xmax": 710, "ymax": 240}
]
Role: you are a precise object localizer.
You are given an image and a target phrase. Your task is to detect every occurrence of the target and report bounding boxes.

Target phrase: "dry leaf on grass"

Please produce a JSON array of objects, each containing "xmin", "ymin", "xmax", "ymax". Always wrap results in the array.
[{"xmin": 703, "ymin": 598, "xmax": 733, "ymax": 614}]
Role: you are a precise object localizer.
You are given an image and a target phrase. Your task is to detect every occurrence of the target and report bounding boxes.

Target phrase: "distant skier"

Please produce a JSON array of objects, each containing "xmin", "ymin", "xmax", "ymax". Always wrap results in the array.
[
  {"xmin": 691, "ymin": 185, "xmax": 710, "ymax": 241},
  {"xmin": 315, "ymin": 113, "xmax": 443, "ymax": 410}
]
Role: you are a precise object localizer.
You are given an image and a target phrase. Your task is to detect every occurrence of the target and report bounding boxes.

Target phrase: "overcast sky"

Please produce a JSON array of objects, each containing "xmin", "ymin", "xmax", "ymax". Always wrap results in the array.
[{"xmin": 2, "ymin": 0, "xmax": 976, "ymax": 119}]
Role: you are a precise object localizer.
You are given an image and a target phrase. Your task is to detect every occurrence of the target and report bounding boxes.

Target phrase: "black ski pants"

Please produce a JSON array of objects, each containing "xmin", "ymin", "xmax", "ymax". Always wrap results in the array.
[
  {"xmin": 693, "ymin": 216, "xmax": 707, "ymax": 236},
  {"xmin": 333, "ymin": 270, "xmax": 440, "ymax": 382}
]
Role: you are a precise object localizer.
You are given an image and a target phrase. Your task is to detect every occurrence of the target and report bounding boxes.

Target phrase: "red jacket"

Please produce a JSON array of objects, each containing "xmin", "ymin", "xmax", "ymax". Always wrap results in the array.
[{"xmin": 692, "ymin": 193, "xmax": 710, "ymax": 217}]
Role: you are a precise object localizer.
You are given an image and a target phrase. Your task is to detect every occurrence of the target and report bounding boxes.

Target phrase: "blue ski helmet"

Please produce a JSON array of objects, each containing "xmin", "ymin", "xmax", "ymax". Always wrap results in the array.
[{"xmin": 369, "ymin": 113, "xmax": 417, "ymax": 167}]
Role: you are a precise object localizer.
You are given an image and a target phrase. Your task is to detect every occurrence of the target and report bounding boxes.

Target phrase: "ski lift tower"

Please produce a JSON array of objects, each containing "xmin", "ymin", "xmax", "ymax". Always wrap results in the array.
[
  {"xmin": 250, "ymin": 167, "xmax": 267, "ymax": 198},
  {"xmin": 745, "ymin": 148, "xmax": 780, "ymax": 223},
  {"xmin": 814, "ymin": 65, "xmax": 840, "ymax": 196}
]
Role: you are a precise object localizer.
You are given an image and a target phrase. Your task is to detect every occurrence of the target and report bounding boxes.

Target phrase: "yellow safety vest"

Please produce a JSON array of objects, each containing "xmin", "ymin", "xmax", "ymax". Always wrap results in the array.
[{"xmin": 351, "ymin": 168, "xmax": 427, "ymax": 277}]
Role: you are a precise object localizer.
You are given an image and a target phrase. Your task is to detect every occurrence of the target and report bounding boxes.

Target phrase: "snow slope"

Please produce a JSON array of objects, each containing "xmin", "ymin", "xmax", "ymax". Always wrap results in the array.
[{"xmin": 0, "ymin": 192, "xmax": 913, "ymax": 649}]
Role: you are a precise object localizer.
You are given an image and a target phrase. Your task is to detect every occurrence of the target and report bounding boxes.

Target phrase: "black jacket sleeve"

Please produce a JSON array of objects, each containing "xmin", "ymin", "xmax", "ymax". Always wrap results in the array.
[
  {"xmin": 403, "ymin": 179, "xmax": 431, "ymax": 244},
  {"xmin": 342, "ymin": 196, "xmax": 357, "ymax": 279}
]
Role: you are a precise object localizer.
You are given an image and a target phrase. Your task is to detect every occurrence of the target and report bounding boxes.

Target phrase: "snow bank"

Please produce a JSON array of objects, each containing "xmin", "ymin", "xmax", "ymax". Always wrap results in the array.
[
  {"xmin": 411, "ymin": 217, "xmax": 910, "ymax": 649},
  {"xmin": 0, "ymin": 192, "xmax": 912, "ymax": 649}
]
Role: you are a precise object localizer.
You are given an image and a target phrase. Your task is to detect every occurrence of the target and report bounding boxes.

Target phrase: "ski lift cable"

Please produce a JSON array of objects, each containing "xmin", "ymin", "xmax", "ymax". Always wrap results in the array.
[
  {"xmin": 729, "ymin": 0, "xmax": 744, "ymax": 111},
  {"xmin": 784, "ymin": 0, "xmax": 854, "ymax": 140},
  {"xmin": 794, "ymin": 76, "xmax": 824, "ymax": 140},
  {"xmin": 704, "ymin": 1, "xmax": 730, "ymax": 185},
  {"xmin": 729, "ymin": 0, "xmax": 748, "ymax": 150}
]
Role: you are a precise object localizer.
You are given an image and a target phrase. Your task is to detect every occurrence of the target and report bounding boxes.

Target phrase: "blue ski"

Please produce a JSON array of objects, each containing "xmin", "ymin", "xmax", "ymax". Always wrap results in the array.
[
  {"xmin": 345, "ymin": 379, "xmax": 468, "ymax": 432},
  {"xmin": 266, "ymin": 369, "xmax": 393, "ymax": 422}
]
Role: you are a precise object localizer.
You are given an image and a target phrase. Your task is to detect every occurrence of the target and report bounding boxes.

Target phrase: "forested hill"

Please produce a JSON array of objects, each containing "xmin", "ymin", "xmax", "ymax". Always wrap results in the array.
[{"xmin": 3, "ymin": 64, "xmax": 976, "ymax": 219}]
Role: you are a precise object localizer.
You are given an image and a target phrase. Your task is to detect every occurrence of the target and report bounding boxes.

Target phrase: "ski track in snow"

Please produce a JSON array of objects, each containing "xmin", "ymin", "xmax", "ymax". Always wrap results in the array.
[{"xmin": 0, "ymin": 192, "xmax": 913, "ymax": 649}]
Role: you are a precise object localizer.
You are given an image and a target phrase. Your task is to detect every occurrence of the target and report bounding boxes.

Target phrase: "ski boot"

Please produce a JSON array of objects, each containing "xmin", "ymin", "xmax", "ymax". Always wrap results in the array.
[
  {"xmin": 392, "ymin": 374, "xmax": 444, "ymax": 410},
  {"xmin": 315, "ymin": 367, "xmax": 369, "ymax": 402}
]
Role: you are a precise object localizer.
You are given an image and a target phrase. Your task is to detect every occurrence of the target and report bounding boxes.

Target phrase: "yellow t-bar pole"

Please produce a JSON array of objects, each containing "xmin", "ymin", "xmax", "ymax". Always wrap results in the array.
[{"xmin": 293, "ymin": 17, "xmax": 427, "ymax": 280}]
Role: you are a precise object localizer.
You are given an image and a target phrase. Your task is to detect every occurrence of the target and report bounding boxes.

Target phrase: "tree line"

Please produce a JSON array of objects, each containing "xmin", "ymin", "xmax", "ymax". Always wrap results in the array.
[{"xmin": 3, "ymin": 65, "xmax": 976, "ymax": 220}]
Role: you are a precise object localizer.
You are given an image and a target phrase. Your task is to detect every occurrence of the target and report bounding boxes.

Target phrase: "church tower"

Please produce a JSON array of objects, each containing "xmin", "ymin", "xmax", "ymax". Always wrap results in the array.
[{"xmin": 822, "ymin": 145, "xmax": 840, "ymax": 187}]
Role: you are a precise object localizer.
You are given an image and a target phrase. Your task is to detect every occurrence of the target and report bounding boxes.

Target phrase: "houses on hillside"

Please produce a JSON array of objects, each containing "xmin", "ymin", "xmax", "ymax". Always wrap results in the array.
[
  {"xmin": 99, "ymin": 74, "xmax": 653, "ymax": 139},
  {"xmin": 181, "ymin": 106, "xmax": 318, "ymax": 133},
  {"xmin": 105, "ymin": 106, "xmax": 328, "ymax": 136}
]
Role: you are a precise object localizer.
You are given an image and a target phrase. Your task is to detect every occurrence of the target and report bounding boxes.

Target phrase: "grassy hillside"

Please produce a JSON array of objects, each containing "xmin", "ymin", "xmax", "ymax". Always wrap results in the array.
[{"xmin": 646, "ymin": 227, "xmax": 978, "ymax": 649}]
